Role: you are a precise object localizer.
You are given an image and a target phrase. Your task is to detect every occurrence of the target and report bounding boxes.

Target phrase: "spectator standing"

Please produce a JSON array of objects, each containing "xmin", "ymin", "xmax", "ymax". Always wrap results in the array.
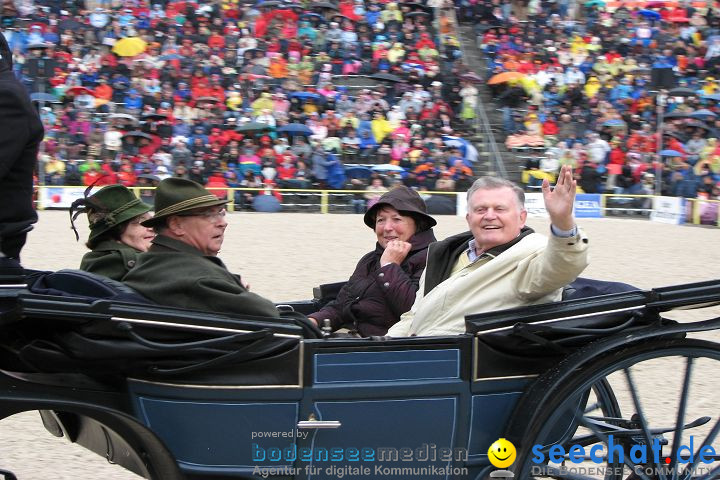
[{"xmin": 0, "ymin": 32, "xmax": 44, "ymax": 262}]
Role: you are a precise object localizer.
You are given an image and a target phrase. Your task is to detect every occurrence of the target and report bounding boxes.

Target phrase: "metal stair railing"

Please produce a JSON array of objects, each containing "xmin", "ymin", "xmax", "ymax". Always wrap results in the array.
[{"xmin": 442, "ymin": 7, "xmax": 507, "ymax": 179}]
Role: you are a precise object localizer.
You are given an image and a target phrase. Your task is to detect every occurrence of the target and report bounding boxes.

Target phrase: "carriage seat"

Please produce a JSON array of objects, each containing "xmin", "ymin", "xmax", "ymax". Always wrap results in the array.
[
  {"xmin": 25, "ymin": 269, "xmax": 152, "ymax": 304},
  {"xmin": 562, "ymin": 277, "xmax": 637, "ymax": 300}
]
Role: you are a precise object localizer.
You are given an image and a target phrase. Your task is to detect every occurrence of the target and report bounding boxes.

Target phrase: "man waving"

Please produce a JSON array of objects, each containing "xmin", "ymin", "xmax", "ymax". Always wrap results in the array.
[{"xmin": 388, "ymin": 165, "xmax": 589, "ymax": 337}]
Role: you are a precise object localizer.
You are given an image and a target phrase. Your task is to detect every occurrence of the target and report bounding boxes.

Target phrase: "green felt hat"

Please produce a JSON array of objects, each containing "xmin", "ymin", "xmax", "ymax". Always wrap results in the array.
[
  {"xmin": 70, "ymin": 185, "xmax": 152, "ymax": 242},
  {"xmin": 142, "ymin": 177, "xmax": 227, "ymax": 227}
]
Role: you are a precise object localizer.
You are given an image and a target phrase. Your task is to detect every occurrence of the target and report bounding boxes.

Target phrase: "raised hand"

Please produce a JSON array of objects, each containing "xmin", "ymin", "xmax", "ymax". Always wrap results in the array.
[
  {"xmin": 542, "ymin": 165, "xmax": 577, "ymax": 231},
  {"xmin": 380, "ymin": 240, "xmax": 412, "ymax": 266}
]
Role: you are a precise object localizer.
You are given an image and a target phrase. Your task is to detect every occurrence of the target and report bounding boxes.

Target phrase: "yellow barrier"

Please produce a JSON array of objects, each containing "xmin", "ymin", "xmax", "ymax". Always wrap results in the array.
[{"xmin": 34, "ymin": 186, "xmax": 719, "ymax": 227}]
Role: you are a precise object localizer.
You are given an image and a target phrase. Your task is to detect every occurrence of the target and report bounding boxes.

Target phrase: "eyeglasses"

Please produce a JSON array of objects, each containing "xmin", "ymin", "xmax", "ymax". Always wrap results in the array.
[{"xmin": 179, "ymin": 208, "xmax": 227, "ymax": 222}]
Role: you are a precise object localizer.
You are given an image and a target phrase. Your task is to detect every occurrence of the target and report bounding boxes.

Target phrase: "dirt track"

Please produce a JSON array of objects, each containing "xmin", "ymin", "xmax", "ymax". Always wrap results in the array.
[{"xmin": 1, "ymin": 211, "xmax": 718, "ymax": 479}]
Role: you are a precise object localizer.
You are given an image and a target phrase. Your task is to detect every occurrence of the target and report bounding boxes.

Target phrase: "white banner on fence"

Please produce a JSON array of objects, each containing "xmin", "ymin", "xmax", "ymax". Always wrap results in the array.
[
  {"xmin": 650, "ymin": 196, "xmax": 685, "ymax": 225},
  {"xmin": 525, "ymin": 193, "xmax": 549, "ymax": 218},
  {"xmin": 39, "ymin": 187, "xmax": 88, "ymax": 209},
  {"xmin": 456, "ymin": 192, "xmax": 467, "ymax": 217},
  {"xmin": 458, "ymin": 192, "xmax": 548, "ymax": 218}
]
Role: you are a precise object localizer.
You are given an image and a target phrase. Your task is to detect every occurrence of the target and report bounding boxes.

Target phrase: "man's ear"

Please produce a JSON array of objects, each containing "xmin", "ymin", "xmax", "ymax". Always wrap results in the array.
[
  {"xmin": 519, "ymin": 209, "xmax": 528, "ymax": 227},
  {"xmin": 166, "ymin": 215, "xmax": 185, "ymax": 236}
]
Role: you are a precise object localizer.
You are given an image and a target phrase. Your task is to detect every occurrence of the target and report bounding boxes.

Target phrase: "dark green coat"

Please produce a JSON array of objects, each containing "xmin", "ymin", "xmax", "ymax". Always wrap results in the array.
[
  {"xmin": 122, "ymin": 235, "xmax": 279, "ymax": 318},
  {"xmin": 80, "ymin": 240, "xmax": 142, "ymax": 281}
]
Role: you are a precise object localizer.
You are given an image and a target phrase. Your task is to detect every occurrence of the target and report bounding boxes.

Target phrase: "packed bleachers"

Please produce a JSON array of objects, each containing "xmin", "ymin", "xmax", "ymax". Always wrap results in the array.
[
  {"xmin": 4, "ymin": 0, "xmax": 488, "ymax": 210},
  {"xmin": 462, "ymin": 0, "xmax": 720, "ymax": 201}
]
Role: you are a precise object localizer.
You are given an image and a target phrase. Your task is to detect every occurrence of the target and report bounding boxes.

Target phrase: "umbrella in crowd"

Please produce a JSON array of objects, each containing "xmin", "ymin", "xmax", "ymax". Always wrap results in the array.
[
  {"xmin": 344, "ymin": 166, "xmax": 373, "ymax": 179},
  {"xmin": 403, "ymin": 2, "xmax": 432, "ymax": 11},
  {"xmin": 108, "ymin": 113, "xmax": 137, "ymax": 121},
  {"xmin": 159, "ymin": 53, "xmax": 183, "ymax": 61},
  {"xmin": 137, "ymin": 174, "xmax": 160, "ymax": 183},
  {"xmin": 27, "ymin": 42, "xmax": 50, "ymax": 50},
  {"xmin": 299, "ymin": 12, "xmax": 326, "ymax": 22},
  {"xmin": 662, "ymin": 130, "xmax": 688, "ymax": 142},
  {"xmin": 243, "ymin": 48, "xmax": 267, "ymax": 57},
  {"xmin": 196, "ymin": 96, "xmax": 221, "ymax": 106},
  {"xmin": 664, "ymin": 111, "xmax": 693, "ymax": 119},
  {"xmin": 278, "ymin": 123, "xmax": 313, "ymax": 135},
  {"xmin": 112, "ymin": 37, "xmax": 147, "ymax": 57},
  {"xmin": 488, "ymin": 72, "xmax": 525, "ymax": 85},
  {"xmin": 58, "ymin": 17, "xmax": 84, "ymax": 31},
  {"xmin": 584, "ymin": 0, "xmax": 605, "ymax": 6},
  {"xmin": 369, "ymin": 72, "xmax": 405, "ymax": 83},
  {"xmin": 660, "ymin": 149, "xmax": 684, "ymax": 157},
  {"xmin": 684, "ymin": 120, "xmax": 712, "ymax": 130},
  {"xmin": 637, "ymin": 9, "xmax": 662, "ymax": 20},
  {"xmin": 668, "ymin": 87, "xmax": 697, "ymax": 97},
  {"xmin": 235, "ymin": 121, "xmax": 274, "ymax": 133},
  {"xmin": 65, "ymin": 86, "xmax": 95, "ymax": 96},
  {"xmin": 371, "ymin": 164, "xmax": 405, "ymax": 173},
  {"xmin": 601, "ymin": 119, "xmax": 627, "ymax": 127},
  {"xmin": 122, "ymin": 131, "xmax": 153, "ymax": 141},
  {"xmin": 701, "ymin": 93, "xmax": 720, "ymax": 101},
  {"xmin": 442, "ymin": 135, "xmax": 479, "ymax": 163},
  {"xmin": 459, "ymin": 72, "xmax": 483, "ymax": 83},
  {"xmin": 424, "ymin": 195, "xmax": 457, "ymax": 215},
  {"xmin": 141, "ymin": 113, "xmax": 168, "ymax": 121},
  {"xmin": 289, "ymin": 91, "xmax": 323, "ymax": 100},
  {"xmin": 406, "ymin": 11, "xmax": 431, "ymax": 17},
  {"xmin": 253, "ymin": 195, "xmax": 282, "ymax": 213},
  {"xmin": 30, "ymin": 92, "xmax": 59, "ymax": 103},
  {"xmin": 329, "ymin": 13, "xmax": 355, "ymax": 22},
  {"xmin": 689, "ymin": 109, "xmax": 718, "ymax": 120},
  {"xmin": 310, "ymin": 1, "xmax": 339, "ymax": 10}
]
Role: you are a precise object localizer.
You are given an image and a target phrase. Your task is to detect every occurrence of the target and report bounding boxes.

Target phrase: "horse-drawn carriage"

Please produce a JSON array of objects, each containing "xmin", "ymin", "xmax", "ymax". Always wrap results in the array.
[{"xmin": 0, "ymin": 268, "xmax": 719, "ymax": 480}]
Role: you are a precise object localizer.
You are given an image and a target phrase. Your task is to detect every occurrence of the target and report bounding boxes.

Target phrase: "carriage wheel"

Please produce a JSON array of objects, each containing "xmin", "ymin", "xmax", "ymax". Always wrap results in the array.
[{"xmin": 512, "ymin": 339, "xmax": 720, "ymax": 480}]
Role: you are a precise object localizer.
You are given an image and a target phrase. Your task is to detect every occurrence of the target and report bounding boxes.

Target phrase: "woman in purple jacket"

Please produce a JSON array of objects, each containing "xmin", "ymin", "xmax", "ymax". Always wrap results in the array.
[{"xmin": 308, "ymin": 186, "xmax": 436, "ymax": 336}]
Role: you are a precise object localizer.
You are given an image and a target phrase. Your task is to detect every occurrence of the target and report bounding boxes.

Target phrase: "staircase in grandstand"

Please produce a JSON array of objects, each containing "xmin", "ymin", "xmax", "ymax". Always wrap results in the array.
[{"xmin": 455, "ymin": 23, "xmax": 526, "ymax": 183}]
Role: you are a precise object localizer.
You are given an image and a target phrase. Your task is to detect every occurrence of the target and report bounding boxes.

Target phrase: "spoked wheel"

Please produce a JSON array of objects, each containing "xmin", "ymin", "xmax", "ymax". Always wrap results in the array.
[{"xmin": 512, "ymin": 339, "xmax": 720, "ymax": 480}]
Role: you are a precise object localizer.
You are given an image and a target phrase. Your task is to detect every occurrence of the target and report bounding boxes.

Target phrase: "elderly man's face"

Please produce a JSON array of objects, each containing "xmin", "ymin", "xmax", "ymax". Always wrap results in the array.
[
  {"xmin": 171, "ymin": 207, "xmax": 228, "ymax": 256},
  {"xmin": 466, "ymin": 187, "xmax": 526, "ymax": 251}
]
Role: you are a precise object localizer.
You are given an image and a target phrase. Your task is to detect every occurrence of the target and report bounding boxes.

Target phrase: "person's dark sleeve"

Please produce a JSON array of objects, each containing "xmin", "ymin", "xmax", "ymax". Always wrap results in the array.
[
  {"xmin": 310, "ymin": 254, "xmax": 371, "ymax": 330},
  {"xmin": 310, "ymin": 281, "xmax": 352, "ymax": 331},
  {"xmin": 0, "ymin": 87, "xmax": 30, "ymax": 180},
  {"xmin": 195, "ymin": 277, "xmax": 280, "ymax": 318}
]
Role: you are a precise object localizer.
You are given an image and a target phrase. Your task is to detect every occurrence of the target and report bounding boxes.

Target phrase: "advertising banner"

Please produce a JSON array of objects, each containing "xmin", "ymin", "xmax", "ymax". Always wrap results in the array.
[
  {"xmin": 456, "ymin": 192, "xmax": 466, "ymax": 218},
  {"xmin": 650, "ymin": 196, "xmax": 685, "ymax": 225},
  {"xmin": 574, "ymin": 194, "xmax": 603, "ymax": 218},
  {"xmin": 525, "ymin": 193, "xmax": 548, "ymax": 218},
  {"xmin": 38, "ymin": 186, "xmax": 87, "ymax": 209}
]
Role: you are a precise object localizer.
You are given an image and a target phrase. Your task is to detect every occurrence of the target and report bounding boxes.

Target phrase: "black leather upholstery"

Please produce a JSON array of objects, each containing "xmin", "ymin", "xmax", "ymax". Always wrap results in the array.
[{"xmin": 26, "ymin": 269, "xmax": 151, "ymax": 304}]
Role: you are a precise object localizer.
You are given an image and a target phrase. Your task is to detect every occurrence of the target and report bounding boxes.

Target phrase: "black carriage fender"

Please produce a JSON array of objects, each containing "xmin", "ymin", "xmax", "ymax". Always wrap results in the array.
[{"xmin": 0, "ymin": 378, "xmax": 183, "ymax": 480}]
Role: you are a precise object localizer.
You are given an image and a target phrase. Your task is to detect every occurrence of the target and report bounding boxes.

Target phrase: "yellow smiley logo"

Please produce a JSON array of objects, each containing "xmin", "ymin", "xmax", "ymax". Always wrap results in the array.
[{"xmin": 488, "ymin": 438, "xmax": 516, "ymax": 469}]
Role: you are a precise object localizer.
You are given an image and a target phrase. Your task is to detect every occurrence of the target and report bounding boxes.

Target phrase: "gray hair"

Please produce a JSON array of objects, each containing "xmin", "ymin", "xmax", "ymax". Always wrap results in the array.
[{"xmin": 466, "ymin": 177, "xmax": 525, "ymax": 211}]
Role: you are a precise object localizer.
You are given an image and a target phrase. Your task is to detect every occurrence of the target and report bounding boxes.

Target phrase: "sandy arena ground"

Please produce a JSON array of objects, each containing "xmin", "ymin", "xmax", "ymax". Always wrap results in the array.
[{"xmin": 1, "ymin": 211, "xmax": 718, "ymax": 479}]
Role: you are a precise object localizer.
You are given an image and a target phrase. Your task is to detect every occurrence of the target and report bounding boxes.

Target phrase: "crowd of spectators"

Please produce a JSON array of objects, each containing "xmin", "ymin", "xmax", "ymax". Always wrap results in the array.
[
  {"xmin": 467, "ymin": 0, "xmax": 720, "ymax": 202},
  {"xmin": 2, "ymin": 0, "xmax": 483, "ymax": 210}
]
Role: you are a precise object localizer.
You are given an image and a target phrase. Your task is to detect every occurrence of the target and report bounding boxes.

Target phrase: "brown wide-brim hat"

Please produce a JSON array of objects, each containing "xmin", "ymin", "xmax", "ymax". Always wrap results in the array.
[
  {"xmin": 363, "ymin": 186, "xmax": 437, "ymax": 230},
  {"xmin": 142, "ymin": 177, "xmax": 227, "ymax": 227}
]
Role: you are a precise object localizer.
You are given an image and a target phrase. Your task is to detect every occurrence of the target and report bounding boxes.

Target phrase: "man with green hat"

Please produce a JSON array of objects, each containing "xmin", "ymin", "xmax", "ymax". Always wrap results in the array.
[
  {"xmin": 70, "ymin": 184, "xmax": 155, "ymax": 281},
  {"xmin": 123, "ymin": 178, "xmax": 279, "ymax": 318}
]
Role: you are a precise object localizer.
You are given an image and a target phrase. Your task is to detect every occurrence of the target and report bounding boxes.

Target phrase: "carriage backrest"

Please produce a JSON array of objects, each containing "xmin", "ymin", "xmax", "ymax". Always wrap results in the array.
[{"xmin": 25, "ymin": 268, "xmax": 152, "ymax": 304}]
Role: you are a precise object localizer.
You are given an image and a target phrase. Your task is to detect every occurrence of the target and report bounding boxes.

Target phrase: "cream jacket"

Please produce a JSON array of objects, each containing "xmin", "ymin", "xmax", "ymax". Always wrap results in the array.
[{"xmin": 387, "ymin": 230, "xmax": 589, "ymax": 337}]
